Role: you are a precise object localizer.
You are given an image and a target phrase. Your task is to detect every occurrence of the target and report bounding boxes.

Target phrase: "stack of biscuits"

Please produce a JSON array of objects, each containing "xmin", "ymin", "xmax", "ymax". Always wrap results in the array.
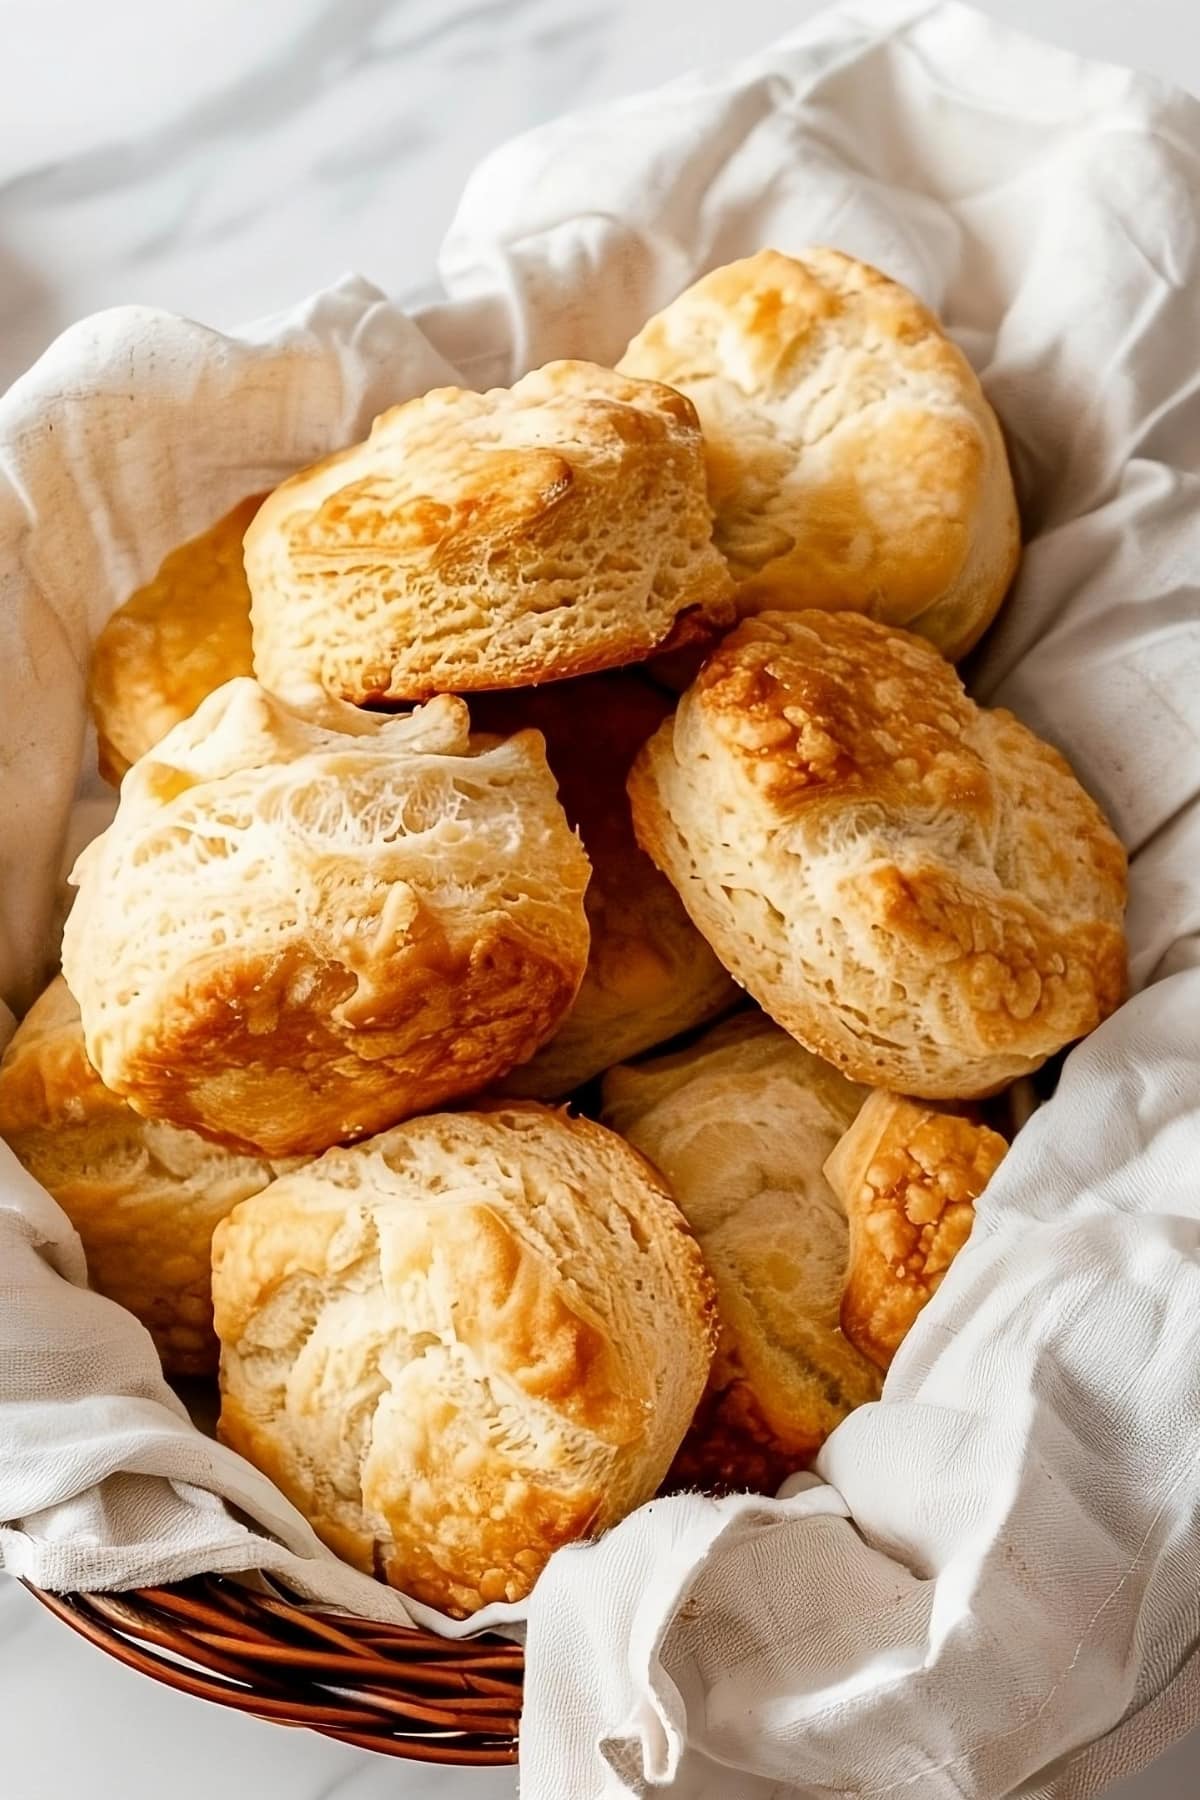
[{"xmin": 0, "ymin": 250, "xmax": 1127, "ymax": 1618}]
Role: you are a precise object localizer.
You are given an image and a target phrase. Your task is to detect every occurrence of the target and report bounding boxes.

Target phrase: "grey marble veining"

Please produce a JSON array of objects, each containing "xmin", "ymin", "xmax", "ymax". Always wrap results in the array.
[
  {"xmin": 0, "ymin": 0, "xmax": 779, "ymax": 389},
  {"xmin": 4, "ymin": 0, "xmax": 1200, "ymax": 397},
  {"xmin": 2, "ymin": 0, "xmax": 1199, "ymax": 1794}
]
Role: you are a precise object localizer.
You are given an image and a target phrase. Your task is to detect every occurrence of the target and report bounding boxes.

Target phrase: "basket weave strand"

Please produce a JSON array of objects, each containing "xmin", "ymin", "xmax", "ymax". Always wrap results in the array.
[{"xmin": 25, "ymin": 1575, "xmax": 522, "ymax": 1763}]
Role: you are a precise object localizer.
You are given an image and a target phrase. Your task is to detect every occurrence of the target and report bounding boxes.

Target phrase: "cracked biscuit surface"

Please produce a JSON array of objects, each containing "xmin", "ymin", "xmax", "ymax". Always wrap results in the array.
[
  {"xmin": 62, "ymin": 680, "xmax": 591, "ymax": 1157},
  {"xmin": 212, "ymin": 1104, "xmax": 717, "ymax": 1616},
  {"xmin": 618, "ymin": 248, "xmax": 1020, "ymax": 657},
  {"xmin": 603, "ymin": 1014, "xmax": 880, "ymax": 1491},
  {"xmin": 824, "ymin": 1092, "xmax": 1007, "ymax": 1369},
  {"xmin": 628, "ymin": 611, "xmax": 1127, "ymax": 1097},
  {"xmin": 246, "ymin": 360, "xmax": 734, "ymax": 703}
]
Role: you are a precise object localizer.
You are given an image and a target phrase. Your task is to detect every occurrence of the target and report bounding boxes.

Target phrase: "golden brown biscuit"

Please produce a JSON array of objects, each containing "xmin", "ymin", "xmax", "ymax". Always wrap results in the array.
[
  {"xmin": 824, "ymin": 1092, "xmax": 1007, "ymax": 1369},
  {"xmin": 0, "ymin": 977, "xmax": 295, "ymax": 1374},
  {"xmin": 89, "ymin": 494, "xmax": 263, "ymax": 784},
  {"xmin": 602, "ymin": 1013, "xmax": 880, "ymax": 1492},
  {"xmin": 618, "ymin": 249, "xmax": 1020, "ymax": 658},
  {"xmin": 246, "ymin": 361, "xmax": 734, "ymax": 703},
  {"xmin": 471, "ymin": 674, "xmax": 737, "ymax": 1097},
  {"xmin": 212, "ymin": 1104, "xmax": 717, "ymax": 1616},
  {"xmin": 61, "ymin": 681, "xmax": 591, "ymax": 1158},
  {"xmin": 628, "ymin": 611, "xmax": 1127, "ymax": 1098}
]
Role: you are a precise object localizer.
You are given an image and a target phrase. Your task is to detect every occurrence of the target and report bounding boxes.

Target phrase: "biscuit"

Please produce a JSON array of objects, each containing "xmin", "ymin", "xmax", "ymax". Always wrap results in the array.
[
  {"xmin": 245, "ymin": 361, "xmax": 734, "ymax": 703},
  {"xmin": 212, "ymin": 1104, "xmax": 717, "ymax": 1616},
  {"xmin": 0, "ymin": 976, "xmax": 294, "ymax": 1374},
  {"xmin": 61, "ymin": 681, "xmax": 591, "ymax": 1158},
  {"xmin": 823, "ymin": 1091, "xmax": 1007, "ymax": 1369},
  {"xmin": 602, "ymin": 1013, "xmax": 880, "ymax": 1491},
  {"xmin": 618, "ymin": 249, "xmax": 1020, "ymax": 659},
  {"xmin": 472, "ymin": 674, "xmax": 737, "ymax": 1097},
  {"xmin": 628, "ymin": 611, "xmax": 1127, "ymax": 1097},
  {"xmin": 89, "ymin": 494, "xmax": 263, "ymax": 784}
]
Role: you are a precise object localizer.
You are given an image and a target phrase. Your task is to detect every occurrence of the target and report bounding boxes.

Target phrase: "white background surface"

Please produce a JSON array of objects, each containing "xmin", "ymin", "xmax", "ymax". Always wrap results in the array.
[{"xmin": 2, "ymin": 1, "xmax": 1198, "ymax": 1794}]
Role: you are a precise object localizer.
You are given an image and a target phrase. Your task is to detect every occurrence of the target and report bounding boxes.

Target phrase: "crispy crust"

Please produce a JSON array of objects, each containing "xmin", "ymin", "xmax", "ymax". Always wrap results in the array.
[
  {"xmin": 628, "ymin": 611, "xmax": 1128, "ymax": 1097},
  {"xmin": 114, "ymin": 928, "xmax": 579, "ymax": 1156},
  {"xmin": 89, "ymin": 494, "xmax": 264, "ymax": 784},
  {"xmin": 602, "ymin": 1013, "xmax": 881, "ymax": 1494},
  {"xmin": 824, "ymin": 1092, "xmax": 1007, "ymax": 1368},
  {"xmin": 618, "ymin": 248, "xmax": 1021, "ymax": 659},
  {"xmin": 0, "ymin": 973, "xmax": 123, "ymax": 1132},
  {"xmin": 61, "ymin": 682, "xmax": 592, "ymax": 1157},
  {"xmin": 0, "ymin": 977, "xmax": 292, "ymax": 1374},
  {"xmin": 246, "ymin": 360, "xmax": 734, "ymax": 702},
  {"xmin": 212, "ymin": 1105, "xmax": 717, "ymax": 1616}
]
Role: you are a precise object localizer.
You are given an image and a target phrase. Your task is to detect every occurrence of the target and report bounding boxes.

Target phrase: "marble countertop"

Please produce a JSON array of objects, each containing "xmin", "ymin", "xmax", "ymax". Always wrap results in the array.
[{"xmin": 3, "ymin": 1, "xmax": 1199, "ymax": 1794}]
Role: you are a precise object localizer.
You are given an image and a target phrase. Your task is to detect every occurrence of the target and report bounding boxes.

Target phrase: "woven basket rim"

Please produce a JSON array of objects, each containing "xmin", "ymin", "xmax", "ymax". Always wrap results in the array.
[{"xmin": 24, "ymin": 1572, "xmax": 522, "ymax": 1764}]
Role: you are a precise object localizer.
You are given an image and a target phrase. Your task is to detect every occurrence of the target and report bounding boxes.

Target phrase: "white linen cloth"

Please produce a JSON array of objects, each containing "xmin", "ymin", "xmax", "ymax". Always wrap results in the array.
[{"xmin": 1, "ymin": 0, "xmax": 1199, "ymax": 1793}]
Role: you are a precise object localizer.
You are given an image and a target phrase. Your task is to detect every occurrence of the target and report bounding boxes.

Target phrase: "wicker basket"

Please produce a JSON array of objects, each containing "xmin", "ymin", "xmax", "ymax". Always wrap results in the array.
[{"xmin": 25, "ymin": 1576, "xmax": 522, "ymax": 1763}]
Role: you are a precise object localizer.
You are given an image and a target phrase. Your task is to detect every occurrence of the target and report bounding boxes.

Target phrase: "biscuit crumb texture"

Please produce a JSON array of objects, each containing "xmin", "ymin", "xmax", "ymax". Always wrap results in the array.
[
  {"xmin": 0, "ymin": 976, "xmax": 298, "ymax": 1375},
  {"xmin": 619, "ymin": 248, "xmax": 1020, "ymax": 658},
  {"xmin": 629, "ymin": 610, "xmax": 1127, "ymax": 1096},
  {"xmin": 62, "ymin": 682, "xmax": 591, "ymax": 1156},
  {"xmin": 212, "ymin": 1105, "xmax": 717, "ymax": 1616},
  {"xmin": 246, "ymin": 361, "xmax": 734, "ymax": 702},
  {"xmin": 604, "ymin": 1013, "xmax": 881, "ymax": 1491}
]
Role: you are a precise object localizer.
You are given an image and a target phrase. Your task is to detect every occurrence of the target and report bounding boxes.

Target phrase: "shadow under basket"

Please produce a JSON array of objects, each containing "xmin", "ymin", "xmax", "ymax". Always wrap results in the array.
[{"xmin": 24, "ymin": 1575, "xmax": 523, "ymax": 1764}]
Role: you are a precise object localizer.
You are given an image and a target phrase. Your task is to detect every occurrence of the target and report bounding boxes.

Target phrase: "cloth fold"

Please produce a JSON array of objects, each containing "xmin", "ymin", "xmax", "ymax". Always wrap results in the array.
[
  {"xmin": 524, "ymin": 976, "xmax": 1200, "ymax": 1799},
  {"xmin": 2, "ymin": 4, "xmax": 1199, "ymax": 1796}
]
